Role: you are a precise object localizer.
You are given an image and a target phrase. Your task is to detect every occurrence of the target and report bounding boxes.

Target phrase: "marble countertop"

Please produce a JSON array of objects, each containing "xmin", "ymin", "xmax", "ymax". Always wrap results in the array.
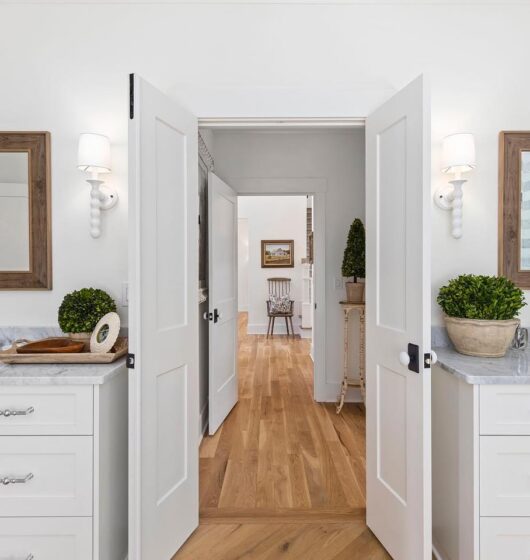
[
  {"xmin": 435, "ymin": 346, "xmax": 530, "ymax": 384},
  {"xmin": 0, "ymin": 358, "xmax": 127, "ymax": 385}
]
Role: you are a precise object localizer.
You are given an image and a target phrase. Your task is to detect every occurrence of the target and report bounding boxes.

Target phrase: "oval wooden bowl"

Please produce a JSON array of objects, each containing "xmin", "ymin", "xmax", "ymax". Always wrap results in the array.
[{"xmin": 16, "ymin": 338, "xmax": 86, "ymax": 354}]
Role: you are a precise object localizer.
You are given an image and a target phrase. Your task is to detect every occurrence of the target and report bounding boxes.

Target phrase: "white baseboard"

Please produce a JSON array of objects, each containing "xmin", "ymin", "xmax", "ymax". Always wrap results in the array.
[{"xmin": 238, "ymin": 305, "xmax": 248, "ymax": 312}]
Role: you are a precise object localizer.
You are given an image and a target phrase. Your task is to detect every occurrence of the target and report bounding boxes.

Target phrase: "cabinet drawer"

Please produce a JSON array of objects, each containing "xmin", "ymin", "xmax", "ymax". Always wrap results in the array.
[
  {"xmin": 0, "ymin": 436, "xmax": 92, "ymax": 517},
  {"xmin": 480, "ymin": 385, "xmax": 530, "ymax": 435},
  {"xmin": 481, "ymin": 436, "xmax": 530, "ymax": 516},
  {"xmin": 0, "ymin": 386, "xmax": 93, "ymax": 435},
  {"xmin": 481, "ymin": 517, "xmax": 530, "ymax": 560},
  {"xmin": 0, "ymin": 517, "xmax": 92, "ymax": 560}
]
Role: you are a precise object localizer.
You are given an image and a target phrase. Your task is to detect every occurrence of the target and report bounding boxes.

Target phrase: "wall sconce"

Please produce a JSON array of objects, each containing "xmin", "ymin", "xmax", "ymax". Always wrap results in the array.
[
  {"xmin": 77, "ymin": 133, "xmax": 118, "ymax": 238},
  {"xmin": 434, "ymin": 133, "xmax": 476, "ymax": 239}
]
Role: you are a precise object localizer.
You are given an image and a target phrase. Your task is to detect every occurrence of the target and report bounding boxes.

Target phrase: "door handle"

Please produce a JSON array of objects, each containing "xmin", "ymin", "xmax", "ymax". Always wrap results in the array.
[
  {"xmin": 0, "ymin": 473, "xmax": 34, "ymax": 486},
  {"xmin": 399, "ymin": 352, "xmax": 410, "ymax": 367},
  {"xmin": 0, "ymin": 406, "xmax": 34, "ymax": 418},
  {"xmin": 203, "ymin": 310, "xmax": 221, "ymax": 323},
  {"xmin": 399, "ymin": 343, "xmax": 420, "ymax": 373}
]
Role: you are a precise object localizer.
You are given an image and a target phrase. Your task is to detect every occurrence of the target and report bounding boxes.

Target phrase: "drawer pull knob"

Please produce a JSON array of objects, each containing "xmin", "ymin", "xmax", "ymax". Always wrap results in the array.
[
  {"xmin": 0, "ymin": 473, "xmax": 34, "ymax": 485},
  {"xmin": 0, "ymin": 406, "xmax": 35, "ymax": 418}
]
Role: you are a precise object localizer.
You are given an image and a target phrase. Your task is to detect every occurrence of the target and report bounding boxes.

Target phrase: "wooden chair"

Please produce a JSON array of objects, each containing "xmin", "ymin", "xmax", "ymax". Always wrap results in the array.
[{"xmin": 266, "ymin": 277, "xmax": 295, "ymax": 337}]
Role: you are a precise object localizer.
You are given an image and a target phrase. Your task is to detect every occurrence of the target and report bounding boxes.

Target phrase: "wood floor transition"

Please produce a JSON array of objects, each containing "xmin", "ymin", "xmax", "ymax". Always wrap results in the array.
[{"xmin": 173, "ymin": 313, "xmax": 390, "ymax": 559}]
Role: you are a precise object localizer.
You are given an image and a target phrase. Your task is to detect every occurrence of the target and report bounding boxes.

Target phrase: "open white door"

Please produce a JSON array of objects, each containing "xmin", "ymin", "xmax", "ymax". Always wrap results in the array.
[
  {"xmin": 128, "ymin": 74, "xmax": 199, "ymax": 560},
  {"xmin": 208, "ymin": 172, "xmax": 238, "ymax": 435},
  {"xmin": 365, "ymin": 75, "xmax": 432, "ymax": 560}
]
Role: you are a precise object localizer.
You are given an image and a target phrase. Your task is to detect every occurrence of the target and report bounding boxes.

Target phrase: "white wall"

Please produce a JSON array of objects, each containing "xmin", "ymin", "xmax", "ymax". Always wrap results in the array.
[
  {"xmin": 214, "ymin": 130, "xmax": 365, "ymax": 400},
  {"xmin": 2, "ymin": 3, "xmax": 530, "ymax": 329},
  {"xmin": 238, "ymin": 196, "xmax": 307, "ymax": 334},
  {"xmin": 237, "ymin": 218, "xmax": 249, "ymax": 312}
]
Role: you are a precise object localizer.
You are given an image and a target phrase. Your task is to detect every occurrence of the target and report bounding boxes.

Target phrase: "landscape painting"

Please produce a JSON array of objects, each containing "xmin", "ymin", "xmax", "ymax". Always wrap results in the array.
[{"xmin": 261, "ymin": 240, "xmax": 294, "ymax": 268}]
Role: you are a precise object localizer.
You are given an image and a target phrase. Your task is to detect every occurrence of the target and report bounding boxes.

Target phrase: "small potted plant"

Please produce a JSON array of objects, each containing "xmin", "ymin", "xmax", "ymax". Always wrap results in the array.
[
  {"xmin": 437, "ymin": 274, "xmax": 526, "ymax": 357},
  {"xmin": 342, "ymin": 218, "xmax": 365, "ymax": 303},
  {"xmin": 58, "ymin": 288, "xmax": 117, "ymax": 348}
]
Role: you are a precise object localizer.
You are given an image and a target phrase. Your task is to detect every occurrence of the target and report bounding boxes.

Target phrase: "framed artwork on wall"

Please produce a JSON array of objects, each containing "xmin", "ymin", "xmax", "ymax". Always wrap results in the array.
[{"xmin": 261, "ymin": 240, "xmax": 295, "ymax": 268}]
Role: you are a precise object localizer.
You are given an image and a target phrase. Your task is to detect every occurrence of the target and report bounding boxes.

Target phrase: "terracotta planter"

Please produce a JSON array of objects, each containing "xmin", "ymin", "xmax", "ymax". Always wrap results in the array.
[
  {"xmin": 346, "ymin": 282, "xmax": 364, "ymax": 304},
  {"xmin": 444, "ymin": 316, "xmax": 519, "ymax": 358},
  {"xmin": 66, "ymin": 332, "xmax": 92, "ymax": 351}
]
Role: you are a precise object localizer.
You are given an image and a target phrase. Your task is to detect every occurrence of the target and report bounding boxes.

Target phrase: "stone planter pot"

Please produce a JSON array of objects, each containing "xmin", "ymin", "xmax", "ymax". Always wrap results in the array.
[
  {"xmin": 346, "ymin": 282, "xmax": 364, "ymax": 304},
  {"xmin": 66, "ymin": 332, "xmax": 92, "ymax": 351},
  {"xmin": 444, "ymin": 316, "xmax": 519, "ymax": 358}
]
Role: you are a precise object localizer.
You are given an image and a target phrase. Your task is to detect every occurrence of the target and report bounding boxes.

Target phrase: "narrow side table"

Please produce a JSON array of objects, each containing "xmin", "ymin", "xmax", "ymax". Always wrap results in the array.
[{"xmin": 336, "ymin": 302, "xmax": 365, "ymax": 414}]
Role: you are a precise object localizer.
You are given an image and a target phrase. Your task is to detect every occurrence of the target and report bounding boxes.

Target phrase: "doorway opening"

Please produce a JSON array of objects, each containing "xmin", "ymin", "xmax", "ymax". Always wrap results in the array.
[{"xmin": 174, "ymin": 125, "xmax": 381, "ymax": 559}]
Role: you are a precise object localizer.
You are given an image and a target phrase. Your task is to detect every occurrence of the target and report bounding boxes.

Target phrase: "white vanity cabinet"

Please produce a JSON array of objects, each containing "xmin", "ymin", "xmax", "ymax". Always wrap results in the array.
[
  {"xmin": 0, "ymin": 362, "xmax": 128, "ymax": 560},
  {"xmin": 433, "ymin": 352, "xmax": 530, "ymax": 560}
]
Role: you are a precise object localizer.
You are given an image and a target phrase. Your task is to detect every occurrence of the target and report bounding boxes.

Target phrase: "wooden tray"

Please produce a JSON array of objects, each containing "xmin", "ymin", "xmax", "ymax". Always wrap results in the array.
[{"xmin": 0, "ymin": 337, "xmax": 128, "ymax": 364}]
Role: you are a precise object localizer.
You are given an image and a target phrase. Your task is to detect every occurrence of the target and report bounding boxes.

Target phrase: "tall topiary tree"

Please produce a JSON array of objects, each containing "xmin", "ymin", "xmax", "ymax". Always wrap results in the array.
[{"xmin": 342, "ymin": 218, "xmax": 365, "ymax": 282}]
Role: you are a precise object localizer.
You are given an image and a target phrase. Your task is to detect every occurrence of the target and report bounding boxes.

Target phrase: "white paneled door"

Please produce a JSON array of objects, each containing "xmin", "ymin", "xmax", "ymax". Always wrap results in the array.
[
  {"xmin": 365, "ymin": 75, "xmax": 432, "ymax": 560},
  {"xmin": 208, "ymin": 172, "xmax": 238, "ymax": 435},
  {"xmin": 128, "ymin": 74, "xmax": 199, "ymax": 560}
]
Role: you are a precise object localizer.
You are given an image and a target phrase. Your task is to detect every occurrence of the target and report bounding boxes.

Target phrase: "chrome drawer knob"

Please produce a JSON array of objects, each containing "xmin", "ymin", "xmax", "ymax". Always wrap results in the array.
[{"xmin": 0, "ymin": 473, "xmax": 34, "ymax": 485}]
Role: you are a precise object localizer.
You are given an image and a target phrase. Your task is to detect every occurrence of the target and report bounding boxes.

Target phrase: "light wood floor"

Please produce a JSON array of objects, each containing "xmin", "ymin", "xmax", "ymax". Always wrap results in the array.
[{"xmin": 173, "ymin": 313, "xmax": 390, "ymax": 559}]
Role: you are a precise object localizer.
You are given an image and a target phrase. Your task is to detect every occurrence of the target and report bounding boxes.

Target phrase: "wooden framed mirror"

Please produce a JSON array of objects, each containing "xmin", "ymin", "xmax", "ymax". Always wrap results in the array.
[{"xmin": 0, "ymin": 132, "xmax": 52, "ymax": 289}]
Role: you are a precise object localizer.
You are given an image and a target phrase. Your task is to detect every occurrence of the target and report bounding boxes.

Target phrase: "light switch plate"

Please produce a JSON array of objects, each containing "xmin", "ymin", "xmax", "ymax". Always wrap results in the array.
[{"xmin": 334, "ymin": 277, "xmax": 343, "ymax": 289}]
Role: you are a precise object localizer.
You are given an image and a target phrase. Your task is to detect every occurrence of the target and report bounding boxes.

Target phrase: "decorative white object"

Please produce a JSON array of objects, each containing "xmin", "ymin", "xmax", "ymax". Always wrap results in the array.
[
  {"xmin": 90, "ymin": 311, "xmax": 120, "ymax": 353},
  {"xmin": 77, "ymin": 133, "xmax": 118, "ymax": 238},
  {"xmin": 434, "ymin": 132, "xmax": 476, "ymax": 238}
]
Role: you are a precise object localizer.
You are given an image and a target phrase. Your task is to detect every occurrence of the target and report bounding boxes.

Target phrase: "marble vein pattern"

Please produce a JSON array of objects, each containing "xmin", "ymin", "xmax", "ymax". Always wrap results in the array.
[
  {"xmin": 0, "ymin": 359, "xmax": 126, "ymax": 385},
  {"xmin": 435, "ymin": 345, "xmax": 530, "ymax": 385}
]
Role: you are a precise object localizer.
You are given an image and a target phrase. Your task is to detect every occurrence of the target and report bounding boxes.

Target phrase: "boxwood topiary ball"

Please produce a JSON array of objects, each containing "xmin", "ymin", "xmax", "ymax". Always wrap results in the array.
[{"xmin": 58, "ymin": 288, "xmax": 117, "ymax": 334}]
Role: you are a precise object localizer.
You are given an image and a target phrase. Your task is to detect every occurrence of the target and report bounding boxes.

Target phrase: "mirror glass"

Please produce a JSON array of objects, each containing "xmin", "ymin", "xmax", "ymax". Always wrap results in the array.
[
  {"xmin": 520, "ymin": 151, "xmax": 530, "ymax": 270},
  {"xmin": 0, "ymin": 152, "xmax": 30, "ymax": 271}
]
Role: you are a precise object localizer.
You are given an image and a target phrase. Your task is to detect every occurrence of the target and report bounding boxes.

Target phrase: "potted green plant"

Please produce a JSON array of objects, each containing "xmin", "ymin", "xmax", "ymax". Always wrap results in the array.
[
  {"xmin": 342, "ymin": 218, "xmax": 365, "ymax": 303},
  {"xmin": 437, "ymin": 274, "xmax": 526, "ymax": 357},
  {"xmin": 58, "ymin": 288, "xmax": 117, "ymax": 348}
]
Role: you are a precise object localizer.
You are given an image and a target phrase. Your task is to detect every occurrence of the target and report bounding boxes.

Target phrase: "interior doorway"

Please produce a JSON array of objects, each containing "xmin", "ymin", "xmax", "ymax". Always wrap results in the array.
[{"xmin": 173, "ymin": 126, "xmax": 382, "ymax": 559}]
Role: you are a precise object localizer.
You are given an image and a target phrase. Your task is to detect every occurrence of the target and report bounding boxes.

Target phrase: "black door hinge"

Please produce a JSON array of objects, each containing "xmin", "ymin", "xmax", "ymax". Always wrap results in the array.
[
  {"xmin": 126, "ymin": 353, "xmax": 135, "ymax": 369},
  {"xmin": 407, "ymin": 343, "xmax": 420, "ymax": 374},
  {"xmin": 129, "ymin": 74, "xmax": 134, "ymax": 119}
]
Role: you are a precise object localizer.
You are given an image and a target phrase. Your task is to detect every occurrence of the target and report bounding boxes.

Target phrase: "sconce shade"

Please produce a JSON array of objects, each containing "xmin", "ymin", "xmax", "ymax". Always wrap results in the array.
[
  {"xmin": 441, "ymin": 133, "xmax": 476, "ymax": 174},
  {"xmin": 77, "ymin": 133, "xmax": 111, "ymax": 173}
]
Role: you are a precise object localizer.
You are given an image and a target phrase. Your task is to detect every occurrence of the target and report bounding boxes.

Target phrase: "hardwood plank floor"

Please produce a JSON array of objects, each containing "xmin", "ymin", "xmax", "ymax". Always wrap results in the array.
[{"xmin": 174, "ymin": 313, "xmax": 390, "ymax": 559}]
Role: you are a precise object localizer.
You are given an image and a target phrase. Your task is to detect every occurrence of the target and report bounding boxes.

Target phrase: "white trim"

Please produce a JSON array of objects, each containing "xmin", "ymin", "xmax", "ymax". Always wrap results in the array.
[{"xmin": 199, "ymin": 117, "xmax": 366, "ymax": 129}]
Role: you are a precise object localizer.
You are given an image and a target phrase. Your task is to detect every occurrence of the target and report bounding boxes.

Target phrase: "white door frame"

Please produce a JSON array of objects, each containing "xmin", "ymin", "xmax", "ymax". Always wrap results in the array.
[{"xmin": 226, "ymin": 177, "xmax": 327, "ymax": 402}]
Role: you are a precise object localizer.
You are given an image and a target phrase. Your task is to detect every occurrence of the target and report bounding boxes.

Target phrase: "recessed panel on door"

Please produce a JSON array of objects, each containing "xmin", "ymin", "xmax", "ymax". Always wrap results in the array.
[
  {"xmin": 155, "ymin": 118, "xmax": 186, "ymax": 331},
  {"xmin": 377, "ymin": 117, "xmax": 407, "ymax": 333}
]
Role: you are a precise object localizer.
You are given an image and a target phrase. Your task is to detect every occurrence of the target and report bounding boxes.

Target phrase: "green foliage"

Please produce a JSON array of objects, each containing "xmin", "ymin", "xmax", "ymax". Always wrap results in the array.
[
  {"xmin": 58, "ymin": 288, "xmax": 117, "ymax": 333},
  {"xmin": 437, "ymin": 274, "xmax": 526, "ymax": 320},
  {"xmin": 342, "ymin": 218, "xmax": 365, "ymax": 282}
]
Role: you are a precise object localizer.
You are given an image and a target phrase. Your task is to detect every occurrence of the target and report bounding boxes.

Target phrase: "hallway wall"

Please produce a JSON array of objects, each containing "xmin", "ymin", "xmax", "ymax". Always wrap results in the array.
[{"xmin": 238, "ymin": 196, "xmax": 307, "ymax": 335}]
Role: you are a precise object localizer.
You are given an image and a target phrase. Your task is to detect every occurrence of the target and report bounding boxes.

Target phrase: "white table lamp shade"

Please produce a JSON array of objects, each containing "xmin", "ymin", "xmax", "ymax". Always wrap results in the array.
[
  {"xmin": 78, "ymin": 133, "xmax": 111, "ymax": 173},
  {"xmin": 441, "ymin": 133, "xmax": 476, "ymax": 174}
]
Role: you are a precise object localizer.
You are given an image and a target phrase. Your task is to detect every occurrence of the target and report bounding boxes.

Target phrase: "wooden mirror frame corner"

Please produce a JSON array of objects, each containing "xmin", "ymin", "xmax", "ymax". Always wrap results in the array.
[{"xmin": 0, "ymin": 131, "xmax": 52, "ymax": 290}]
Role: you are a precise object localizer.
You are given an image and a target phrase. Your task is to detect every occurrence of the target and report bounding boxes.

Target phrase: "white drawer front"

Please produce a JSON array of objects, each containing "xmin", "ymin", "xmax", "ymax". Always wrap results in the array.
[
  {"xmin": 0, "ymin": 517, "xmax": 92, "ymax": 560},
  {"xmin": 481, "ymin": 517, "xmax": 530, "ymax": 560},
  {"xmin": 0, "ymin": 436, "xmax": 92, "ymax": 517},
  {"xmin": 480, "ymin": 385, "xmax": 530, "ymax": 435},
  {"xmin": 481, "ymin": 436, "xmax": 530, "ymax": 516},
  {"xmin": 0, "ymin": 386, "xmax": 93, "ymax": 435}
]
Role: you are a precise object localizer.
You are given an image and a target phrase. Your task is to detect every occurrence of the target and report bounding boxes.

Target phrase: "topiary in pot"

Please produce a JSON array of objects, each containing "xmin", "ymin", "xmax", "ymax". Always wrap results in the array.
[
  {"xmin": 58, "ymin": 288, "xmax": 117, "ymax": 347},
  {"xmin": 342, "ymin": 218, "xmax": 365, "ymax": 303},
  {"xmin": 437, "ymin": 274, "xmax": 526, "ymax": 357}
]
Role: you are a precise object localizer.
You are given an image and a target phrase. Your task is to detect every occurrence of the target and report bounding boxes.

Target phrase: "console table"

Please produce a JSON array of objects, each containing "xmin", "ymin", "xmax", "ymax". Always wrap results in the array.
[{"xmin": 336, "ymin": 302, "xmax": 365, "ymax": 413}]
